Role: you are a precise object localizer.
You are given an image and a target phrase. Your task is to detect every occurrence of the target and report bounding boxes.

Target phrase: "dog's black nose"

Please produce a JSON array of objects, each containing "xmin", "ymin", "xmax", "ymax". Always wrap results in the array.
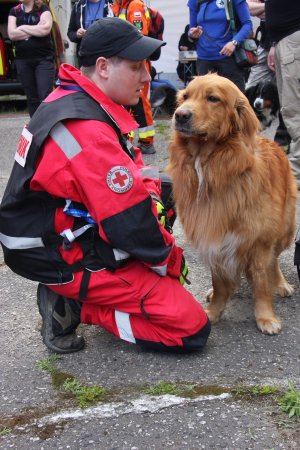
[{"xmin": 175, "ymin": 109, "xmax": 192, "ymax": 124}]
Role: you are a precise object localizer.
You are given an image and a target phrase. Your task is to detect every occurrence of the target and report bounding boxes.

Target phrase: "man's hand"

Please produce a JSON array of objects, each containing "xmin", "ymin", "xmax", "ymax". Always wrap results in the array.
[
  {"xmin": 188, "ymin": 26, "xmax": 203, "ymax": 40},
  {"xmin": 268, "ymin": 46, "xmax": 276, "ymax": 72},
  {"xmin": 76, "ymin": 28, "xmax": 86, "ymax": 39}
]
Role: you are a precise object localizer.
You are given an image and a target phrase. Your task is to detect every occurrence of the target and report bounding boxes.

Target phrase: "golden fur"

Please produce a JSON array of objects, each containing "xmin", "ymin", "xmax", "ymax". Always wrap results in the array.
[{"xmin": 168, "ymin": 74, "xmax": 297, "ymax": 334}]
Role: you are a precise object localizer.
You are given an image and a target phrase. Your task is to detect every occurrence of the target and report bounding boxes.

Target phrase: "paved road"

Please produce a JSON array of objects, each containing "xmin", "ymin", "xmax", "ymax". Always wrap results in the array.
[{"xmin": 0, "ymin": 111, "xmax": 299, "ymax": 449}]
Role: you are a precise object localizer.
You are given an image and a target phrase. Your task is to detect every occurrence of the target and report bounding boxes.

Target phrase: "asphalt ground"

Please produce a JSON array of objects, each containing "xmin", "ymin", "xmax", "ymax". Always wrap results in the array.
[{"xmin": 0, "ymin": 106, "xmax": 299, "ymax": 450}]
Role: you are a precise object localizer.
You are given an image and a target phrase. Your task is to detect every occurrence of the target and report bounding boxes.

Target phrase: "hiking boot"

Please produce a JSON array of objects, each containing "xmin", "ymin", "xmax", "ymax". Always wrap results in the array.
[
  {"xmin": 137, "ymin": 141, "xmax": 156, "ymax": 154},
  {"xmin": 37, "ymin": 284, "xmax": 85, "ymax": 354}
]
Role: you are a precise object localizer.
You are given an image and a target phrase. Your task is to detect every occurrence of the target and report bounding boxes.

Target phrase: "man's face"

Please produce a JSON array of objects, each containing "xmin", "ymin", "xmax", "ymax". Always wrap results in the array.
[{"xmin": 106, "ymin": 59, "xmax": 151, "ymax": 106}]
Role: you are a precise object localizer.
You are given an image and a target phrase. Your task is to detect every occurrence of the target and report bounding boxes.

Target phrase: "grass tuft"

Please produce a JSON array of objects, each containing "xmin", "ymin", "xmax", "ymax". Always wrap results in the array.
[
  {"xmin": 278, "ymin": 380, "xmax": 300, "ymax": 418},
  {"xmin": 145, "ymin": 381, "xmax": 181, "ymax": 396},
  {"xmin": 35, "ymin": 354, "xmax": 62, "ymax": 373},
  {"xmin": 0, "ymin": 427, "xmax": 12, "ymax": 437},
  {"xmin": 63, "ymin": 378, "xmax": 106, "ymax": 408}
]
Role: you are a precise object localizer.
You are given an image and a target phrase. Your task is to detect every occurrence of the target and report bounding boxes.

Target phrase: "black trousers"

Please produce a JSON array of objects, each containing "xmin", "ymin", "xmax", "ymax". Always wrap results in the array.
[
  {"xmin": 196, "ymin": 56, "xmax": 246, "ymax": 93},
  {"xmin": 16, "ymin": 57, "xmax": 55, "ymax": 117}
]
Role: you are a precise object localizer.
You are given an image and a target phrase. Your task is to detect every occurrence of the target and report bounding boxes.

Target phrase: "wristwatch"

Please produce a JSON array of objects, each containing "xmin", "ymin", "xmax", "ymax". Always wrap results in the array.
[{"xmin": 231, "ymin": 39, "xmax": 238, "ymax": 46}]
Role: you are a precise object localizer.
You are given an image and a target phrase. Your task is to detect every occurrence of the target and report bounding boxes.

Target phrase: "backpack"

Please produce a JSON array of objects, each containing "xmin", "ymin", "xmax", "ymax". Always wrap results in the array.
[
  {"xmin": 126, "ymin": 1, "xmax": 164, "ymax": 61},
  {"xmin": 147, "ymin": 7, "xmax": 164, "ymax": 61},
  {"xmin": 148, "ymin": 6, "xmax": 164, "ymax": 41}
]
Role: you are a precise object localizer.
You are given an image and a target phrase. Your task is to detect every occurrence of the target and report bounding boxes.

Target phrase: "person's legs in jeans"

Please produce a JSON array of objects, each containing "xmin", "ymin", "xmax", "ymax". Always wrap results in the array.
[
  {"xmin": 196, "ymin": 59, "xmax": 216, "ymax": 76},
  {"xmin": 197, "ymin": 57, "xmax": 245, "ymax": 92},
  {"xmin": 16, "ymin": 58, "xmax": 39, "ymax": 117},
  {"xmin": 215, "ymin": 57, "xmax": 246, "ymax": 92},
  {"xmin": 35, "ymin": 57, "xmax": 55, "ymax": 107}
]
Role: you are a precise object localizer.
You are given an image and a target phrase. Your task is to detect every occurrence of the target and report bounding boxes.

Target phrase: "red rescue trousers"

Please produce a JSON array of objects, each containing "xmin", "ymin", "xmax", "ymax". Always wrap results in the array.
[{"xmin": 49, "ymin": 260, "xmax": 210, "ymax": 352}]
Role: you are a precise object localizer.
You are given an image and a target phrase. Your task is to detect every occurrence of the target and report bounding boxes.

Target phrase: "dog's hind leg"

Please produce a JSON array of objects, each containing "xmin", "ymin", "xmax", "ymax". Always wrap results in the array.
[
  {"xmin": 205, "ymin": 271, "xmax": 237, "ymax": 324},
  {"xmin": 246, "ymin": 257, "xmax": 282, "ymax": 335},
  {"xmin": 274, "ymin": 259, "xmax": 294, "ymax": 297}
]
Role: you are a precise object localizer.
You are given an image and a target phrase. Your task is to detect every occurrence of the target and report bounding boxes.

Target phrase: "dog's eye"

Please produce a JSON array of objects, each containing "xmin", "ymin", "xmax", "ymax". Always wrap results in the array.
[
  {"xmin": 182, "ymin": 93, "xmax": 188, "ymax": 101},
  {"xmin": 207, "ymin": 95, "xmax": 219, "ymax": 103}
]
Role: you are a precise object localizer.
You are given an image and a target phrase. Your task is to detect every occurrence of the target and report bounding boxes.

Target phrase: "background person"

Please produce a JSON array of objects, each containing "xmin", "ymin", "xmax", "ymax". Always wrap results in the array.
[
  {"xmin": 0, "ymin": 18, "xmax": 210, "ymax": 355},
  {"xmin": 246, "ymin": 0, "xmax": 291, "ymax": 151},
  {"xmin": 7, "ymin": 0, "xmax": 55, "ymax": 117},
  {"xmin": 188, "ymin": 0, "xmax": 252, "ymax": 92},
  {"xmin": 176, "ymin": 24, "xmax": 197, "ymax": 84},
  {"xmin": 112, "ymin": 0, "xmax": 157, "ymax": 155},
  {"xmin": 67, "ymin": 0, "xmax": 113, "ymax": 64},
  {"xmin": 266, "ymin": 0, "xmax": 300, "ymax": 189}
]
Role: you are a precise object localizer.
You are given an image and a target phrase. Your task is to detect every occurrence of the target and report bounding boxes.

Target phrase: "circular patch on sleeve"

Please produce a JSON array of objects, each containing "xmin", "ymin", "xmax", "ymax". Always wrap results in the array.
[{"xmin": 107, "ymin": 166, "xmax": 134, "ymax": 193}]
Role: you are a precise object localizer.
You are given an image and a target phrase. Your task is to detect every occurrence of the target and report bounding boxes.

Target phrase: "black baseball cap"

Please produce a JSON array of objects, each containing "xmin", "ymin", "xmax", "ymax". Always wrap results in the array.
[{"xmin": 79, "ymin": 17, "xmax": 166, "ymax": 66}]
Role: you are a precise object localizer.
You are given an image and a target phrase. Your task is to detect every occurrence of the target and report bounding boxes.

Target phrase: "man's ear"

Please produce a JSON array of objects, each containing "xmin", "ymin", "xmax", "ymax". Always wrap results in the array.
[{"xmin": 95, "ymin": 57, "xmax": 109, "ymax": 78}]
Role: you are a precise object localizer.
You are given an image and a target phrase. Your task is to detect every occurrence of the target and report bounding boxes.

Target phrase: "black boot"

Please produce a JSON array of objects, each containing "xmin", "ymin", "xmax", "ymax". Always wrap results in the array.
[{"xmin": 37, "ymin": 284, "xmax": 85, "ymax": 354}]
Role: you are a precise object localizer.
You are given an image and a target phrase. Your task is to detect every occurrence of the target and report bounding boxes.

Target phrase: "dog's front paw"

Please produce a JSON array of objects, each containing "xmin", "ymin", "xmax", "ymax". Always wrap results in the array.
[
  {"xmin": 205, "ymin": 306, "xmax": 222, "ymax": 324},
  {"xmin": 256, "ymin": 316, "xmax": 282, "ymax": 335},
  {"xmin": 276, "ymin": 281, "xmax": 294, "ymax": 297}
]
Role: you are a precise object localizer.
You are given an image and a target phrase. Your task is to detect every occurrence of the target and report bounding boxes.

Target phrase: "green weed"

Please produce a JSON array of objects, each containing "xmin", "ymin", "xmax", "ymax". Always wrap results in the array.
[
  {"xmin": 278, "ymin": 380, "xmax": 300, "ymax": 418},
  {"xmin": 63, "ymin": 378, "xmax": 106, "ymax": 408},
  {"xmin": 155, "ymin": 121, "xmax": 169, "ymax": 136},
  {"xmin": 249, "ymin": 385, "xmax": 278, "ymax": 396},
  {"xmin": 145, "ymin": 381, "xmax": 183, "ymax": 396},
  {"xmin": 36, "ymin": 354, "xmax": 62, "ymax": 374},
  {"xmin": 232, "ymin": 384, "xmax": 278, "ymax": 398},
  {"xmin": 0, "ymin": 427, "xmax": 12, "ymax": 437}
]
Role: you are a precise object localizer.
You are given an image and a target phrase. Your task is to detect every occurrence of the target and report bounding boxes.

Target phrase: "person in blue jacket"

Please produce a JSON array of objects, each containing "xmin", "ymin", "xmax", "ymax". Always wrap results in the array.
[{"xmin": 188, "ymin": 0, "xmax": 252, "ymax": 92}]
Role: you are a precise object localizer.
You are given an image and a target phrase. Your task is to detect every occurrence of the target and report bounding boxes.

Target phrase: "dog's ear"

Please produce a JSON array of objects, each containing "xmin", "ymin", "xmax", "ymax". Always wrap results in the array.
[{"xmin": 234, "ymin": 94, "xmax": 260, "ymax": 137}]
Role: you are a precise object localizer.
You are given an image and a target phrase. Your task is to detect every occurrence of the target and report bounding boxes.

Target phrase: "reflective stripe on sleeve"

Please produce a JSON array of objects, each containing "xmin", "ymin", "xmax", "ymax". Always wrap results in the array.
[
  {"xmin": 0, "ymin": 232, "xmax": 44, "ymax": 249},
  {"xmin": 150, "ymin": 264, "xmax": 167, "ymax": 276},
  {"xmin": 115, "ymin": 310, "xmax": 136, "ymax": 343},
  {"xmin": 139, "ymin": 167, "xmax": 160, "ymax": 180},
  {"xmin": 49, "ymin": 122, "xmax": 82, "ymax": 159}
]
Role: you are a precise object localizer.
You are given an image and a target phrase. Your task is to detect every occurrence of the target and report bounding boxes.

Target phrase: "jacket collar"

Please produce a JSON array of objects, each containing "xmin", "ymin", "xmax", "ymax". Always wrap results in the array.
[{"xmin": 57, "ymin": 64, "xmax": 138, "ymax": 134}]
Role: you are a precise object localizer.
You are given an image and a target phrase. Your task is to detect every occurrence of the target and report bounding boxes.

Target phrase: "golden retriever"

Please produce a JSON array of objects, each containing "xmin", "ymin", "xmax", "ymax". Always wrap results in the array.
[{"xmin": 168, "ymin": 74, "xmax": 297, "ymax": 335}]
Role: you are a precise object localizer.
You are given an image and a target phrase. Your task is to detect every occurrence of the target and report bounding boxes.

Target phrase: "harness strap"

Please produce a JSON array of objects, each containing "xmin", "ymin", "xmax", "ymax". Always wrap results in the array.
[
  {"xmin": 79, "ymin": 269, "xmax": 92, "ymax": 300},
  {"xmin": 60, "ymin": 224, "xmax": 96, "ymax": 250}
]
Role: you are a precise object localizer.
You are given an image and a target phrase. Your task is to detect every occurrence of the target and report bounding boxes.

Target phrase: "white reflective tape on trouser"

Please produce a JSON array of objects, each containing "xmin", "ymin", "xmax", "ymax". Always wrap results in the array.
[{"xmin": 115, "ymin": 311, "xmax": 136, "ymax": 344}]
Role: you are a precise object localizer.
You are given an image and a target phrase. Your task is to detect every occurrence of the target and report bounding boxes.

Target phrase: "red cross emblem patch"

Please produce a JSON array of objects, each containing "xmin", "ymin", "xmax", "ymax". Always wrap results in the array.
[{"xmin": 107, "ymin": 166, "xmax": 134, "ymax": 193}]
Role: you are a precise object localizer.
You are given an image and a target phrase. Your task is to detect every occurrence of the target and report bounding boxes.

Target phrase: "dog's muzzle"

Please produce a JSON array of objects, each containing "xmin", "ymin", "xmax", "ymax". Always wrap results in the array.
[
  {"xmin": 174, "ymin": 108, "xmax": 192, "ymax": 133},
  {"xmin": 253, "ymin": 97, "xmax": 264, "ymax": 111}
]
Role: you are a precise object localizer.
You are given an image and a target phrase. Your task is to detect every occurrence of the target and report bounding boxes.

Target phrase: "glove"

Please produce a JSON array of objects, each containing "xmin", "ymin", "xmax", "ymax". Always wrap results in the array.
[
  {"xmin": 151, "ymin": 192, "xmax": 173, "ymax": 233},
  {"xmin": 156, "ymin": 200, "xmax": 167, "ymax": 228},
  {"xmin": 179, "ymin": 255, "xmax": 191, "ymax": 286}
]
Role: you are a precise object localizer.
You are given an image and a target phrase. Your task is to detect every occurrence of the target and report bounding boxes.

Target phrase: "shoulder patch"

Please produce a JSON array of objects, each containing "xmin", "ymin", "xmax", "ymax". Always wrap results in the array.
[
  {"xmin": 133, "ymin": 19, "xmax": 143, "ymax": 31},
  {"xmin": 15, "ymin": 126, "xmax": 33, "ymax": 167},
  {"xmin": 107, "ymin": 166, "xmax": 134, "ymax": 193}
]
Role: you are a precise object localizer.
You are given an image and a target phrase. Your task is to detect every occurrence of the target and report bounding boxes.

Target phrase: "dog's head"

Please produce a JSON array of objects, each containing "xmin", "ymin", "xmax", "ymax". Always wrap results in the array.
[
  {"xmin": 245, "ymin": 80, "xmax": 279, "ymax": 129},
  {"xmin": 173, "ymin": 74, "xmax": 260, "ymax": 143}
]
